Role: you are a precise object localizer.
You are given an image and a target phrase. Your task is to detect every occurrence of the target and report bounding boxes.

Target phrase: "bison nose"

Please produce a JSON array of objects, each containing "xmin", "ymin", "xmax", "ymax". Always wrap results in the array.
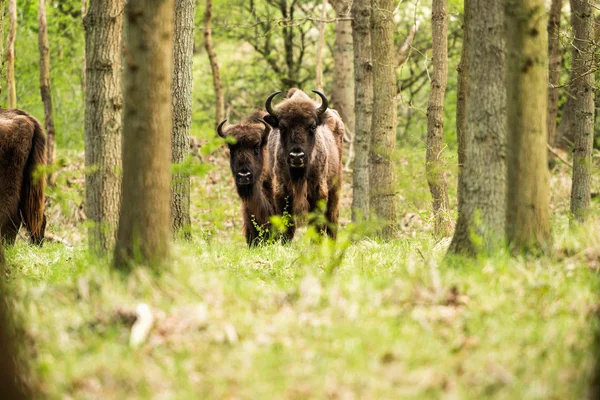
[
  {"xmin": 289, "ymin": 151, "xmax": 305, "ymax": 167},
  {"xmin": 236, "ymin": 170, "xmax": 253, "ymax": 185}
]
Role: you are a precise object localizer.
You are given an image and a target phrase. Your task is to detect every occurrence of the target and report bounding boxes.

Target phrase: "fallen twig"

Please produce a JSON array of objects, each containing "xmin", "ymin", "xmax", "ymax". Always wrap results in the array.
[{"xmin": 547, "ymin": 144, "xmax": 572, "ymax": 168}]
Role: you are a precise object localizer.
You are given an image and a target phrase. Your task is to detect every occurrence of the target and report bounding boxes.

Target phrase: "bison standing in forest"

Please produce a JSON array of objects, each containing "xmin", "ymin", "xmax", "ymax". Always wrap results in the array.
[
  {"xmin": 264, "ymin": 89, "xmax": 344, "ymax": 241},
  {"xmin": 218, "ymin": 111, "xmax": 276, "ymax": 246},
  {"xmin": 0, "ymin": 109, "xmax": 47, "ymax": 245}
]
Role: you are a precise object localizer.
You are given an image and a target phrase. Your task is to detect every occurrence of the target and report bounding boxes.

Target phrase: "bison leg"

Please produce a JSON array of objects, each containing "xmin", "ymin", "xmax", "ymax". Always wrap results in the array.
[
  {"xmin": 325, "ymin": 186, "xmax": 340, "ymax": 239},
  {"xmin": 276, "ymin": 193, "xmax": 295, "ymax": 243},
  {"xmin": 308, "ymin": 186, "xmax": 330, "ymax": 237},
  {"xmin": 1, "ymin": 215, "xmax": 21, "ymax": 245}
]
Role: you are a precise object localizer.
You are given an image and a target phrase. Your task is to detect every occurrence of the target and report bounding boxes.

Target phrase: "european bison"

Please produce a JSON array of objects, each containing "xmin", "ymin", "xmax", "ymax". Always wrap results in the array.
[
  {"xmin": 264, "ymin": 89, "xmax": 344, "ymax": 241},
  {"xmin": 218, "ymin": 111, "xmax": 276, "ymax": 246},
  {"xmin": 0, "ymin": 109, "xmax": 47, "ymax": 245}
]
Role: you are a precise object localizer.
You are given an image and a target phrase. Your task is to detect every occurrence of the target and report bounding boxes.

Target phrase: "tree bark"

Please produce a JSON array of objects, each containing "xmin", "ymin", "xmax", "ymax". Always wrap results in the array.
[
  {"xmin": 315, "ymin": 0, "xmax": 328, "ymax": 91},
  {"xmin": 83, "ymin": 0, "xmax": 124, "ymax": 255},
  {"xmin": 370, "ymin": 0, "xmax": 397, "ymax": 237},
  {"xmin": 204, "ymin": 0, "xmax": 224, "ymax": 127},
  {"xmin": 38, "ymin": 0, "xmax": 57, "ymax": 186},
  {"xmin": 568, "ymin": 0, "xmax": 594, "ymax": 223},
  {"xmin": 82, "ymin": 0, "xmax": 87, "ymax": 95},
  {"xmin": 7, "ymin": 0, "xmax": 16, "ymax": 108},
  {"xmin": 350, "ymin": 0, "xmax": 372, "ymax": 221},
  {"xmin": 455, "ymin": 8, "xmax": 468, "ymax": 210},
  {"xmin": 171, "ymin": 0, "xmax": 195, "ymax": 238},
  {"xmin": 426, "ymin": 0, "xmax": 452, "ymax": 238},
  {"xmin": 505, "ymin": 0, "xmax": 551, "ymax": 253},
  {"xmin": 114, "ymin": 0, "xmax": 174, "ymax": 269},
  {"xmin": 0, "ymin": 0, "xmax": 4, "ymax": 97},
  {"xmin": 547, "ymin": 0, "xmax": 562, "ymax": 148},
  {"xmin": 448, "ymin": 0, "xmax": 506, "ymax": 255}
]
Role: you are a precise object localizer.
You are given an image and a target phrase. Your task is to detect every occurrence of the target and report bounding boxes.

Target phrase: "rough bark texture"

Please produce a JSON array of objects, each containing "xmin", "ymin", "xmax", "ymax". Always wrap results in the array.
[
  {"xmin": 38, "ymin": 0, "xmax": 57, "ymax": 186},
  {"xmin": 315, "ymin": 0, "xmax": 328, "ymax": 91},
  {"xmin": 330, "ymin": 0, "xmax": 355, "ymax": 137},
  {"xmin": 114, "ymin": 0, "xmax": 174, "ymax": 269},
  {"xmin": 7, "ymin": 0, "xmax": 16, "ymax": 108},
  {"xmin": 350, "ymin": 0, "xmax": 372, "ymax": 221},
  {"xmin": 448, "ymin": 0, "xmax": 506, "ymax": 255},
  {"xmin": 204, "ymin": 0, "xmax": 224, "ymax": 127},
  {"xmin": 455, "ymin": 8, "xmax": 468, "ymax": 209},
  {"xmin": 83, "ymin": 0, "xmax": 124, "ymax": 255},
  {"xmin": 547, "ymin": 0, "xmax": 562, "ymax": 148},
  {"xmin": 426, "ymin": 0, "xmax": 452, "ymax": 238},
  {"xmin": 568, "ymin": 0, "xmax": 594, "ymax": 223},
  {"xmin": 370, "ymin": 0, "xmax": 397, "ymax": 237},
  {"xmin": 171, "ymin": 0, "xmax": 195, "ymax": 238},
  {"xmin": 506, "ymin": 0, "xmax": 551, "ymax": 253}
]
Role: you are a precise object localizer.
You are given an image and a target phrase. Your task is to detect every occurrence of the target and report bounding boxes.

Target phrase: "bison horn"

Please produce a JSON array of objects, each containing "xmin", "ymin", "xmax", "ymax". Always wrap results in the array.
[
  {"xmin": 217, "ymin": 119, "xmax": 228, "ymax": 138},
  {"xmin": 312, "ymin": 90, "xmax": 329, "ymax": 116},
  {"xmin": 265, "ymin": 91, "xmax": 282, "ymax": 117}
]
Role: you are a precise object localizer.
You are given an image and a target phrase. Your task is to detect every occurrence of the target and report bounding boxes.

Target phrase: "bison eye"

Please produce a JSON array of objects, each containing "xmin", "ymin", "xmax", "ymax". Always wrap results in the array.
[
  {"xmin": 309, "ymin": 124, "xmax": 317, "ymax": 135},
  {"xmin": 254, "ymin": 145, "xmax": 260, "ymax": 155}
]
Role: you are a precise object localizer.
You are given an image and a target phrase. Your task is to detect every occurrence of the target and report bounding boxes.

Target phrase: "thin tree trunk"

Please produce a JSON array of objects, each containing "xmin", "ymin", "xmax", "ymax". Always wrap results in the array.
[
  {"xmin": 204, "ymin": 0, "xmax": 224, "ymax": 127},
  {"xmin": 569, "ymin": 0, "xmax": 594, "ymax": 223},
  {"xmin": 455, "ymin": 8, "xmax": 468, "ymax": 210},
  {"xmin": 171, "ymin": 0, "xmax": 195, "ymax": 238},
  {"xmin": 315, "ymin": 0, "xmax": 328, "ymax": 91},
  {"xmin": 38, "ymin": 0, "xmax": 57, "ymax": 186},
  {"xmin": 506, "ymin": 0, "xmax": 551, "ymax": 253},
  {"xmin": 426, "ymin": 0, "xmax": 452, "ymax": 238},
  {"xmin": 448, "ymin": 0, "xmax": 506, "ymax": 255},
  {"xmin": 83, "ymin": 0, "xmax": 124, "ymax": 255},
  {"xmin": 114, "ymin": 0, "xmax": 174, "ymax": 269},
  {"xmin": 370, "ymin": 0, "xmax": 397, "ymax": 237},
  {"xmin": 547, "ymin": 0, "xmax": 563, "ymax": 148},
  {"xmin": 7, "ymin": 0, "xmax": 16, "ymax": 108},
  {"xmin": 350, "ymin": 0, "xmax": 372, "ymax": 221}
]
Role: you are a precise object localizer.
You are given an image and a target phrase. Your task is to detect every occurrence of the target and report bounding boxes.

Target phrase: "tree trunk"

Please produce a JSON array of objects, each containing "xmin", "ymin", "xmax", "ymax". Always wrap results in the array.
[
  {"xmin": 505, "ymin": 0, "xmax": 551, "ymax": 253},
  {"xmin": 7, "ymin": 0, "xmax": 16, "ymax": 108},
  {"xmin": 114, "ymin": 0, "xmax": 174, "ymax": 269},
  {"xmin": 448, "ymin": 0, "xmax": 506, "ymax": 255},
  {"xmin": 38, "ymin": 0, "xmax": 57, "ymax": 186},
  {"xmin": 568, "ymin": 0, "xmax": 594, "ymax": 223},
  {"xmin": 455, "ymin": 7, "xmax": 468, "ymax": 210},
  {"xmin": 82, "ymin": 0, "xmax": 87, "ymax": 95},
  {"xmin": 204, "ymin": 0, "xmax": 224, "ymax": 127},
  {"xmin": 315, "ymin": 0, "xmax": 328, "ymax": 91},
  {"xmin": 171, "ymin": 0, "xmax": 195, "ymax": 238},
  {"xmin": 330, "ymin": 0, "xmax": 355, "ymax": 137},
  {"xmin": 350, "ymin": 0, "xmax": 372, "ymax": 221},
  {"xmin": 547, "ymin": 0, "xmax": 562, "ymax": 148},
  {"xmin": 370, "ymin": 0, "xmax": 397, "ymax": 237},
  {"xmin": 83, "ymin": 0, "xmax": 124, "ymax": 255},
  {"xmin": 0, "ymin": 0, "xmax": 4, "ymax": 97},
  {"xmin": 426, "ymin": 0, "xmax": 452, "ymax": 238}
]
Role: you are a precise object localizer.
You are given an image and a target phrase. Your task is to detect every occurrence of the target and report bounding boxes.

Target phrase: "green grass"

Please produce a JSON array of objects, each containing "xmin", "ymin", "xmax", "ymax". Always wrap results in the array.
[{"xmin": 3, "ymin": 149, "xmax": 600, "ymax": 399}]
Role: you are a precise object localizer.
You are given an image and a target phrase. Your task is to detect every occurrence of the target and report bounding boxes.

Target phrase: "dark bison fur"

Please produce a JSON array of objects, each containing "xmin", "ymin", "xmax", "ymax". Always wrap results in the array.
[
  {"xmin": 218, "ymin": 111, "xmax": 276, "ymax": 246},
  {"xmin": 0, "ymin": 108, "xmax": 47, "ymax": 246},
  {"xmin": 264, "ymin": 89, "xmax": 344, "ymax": 241}
]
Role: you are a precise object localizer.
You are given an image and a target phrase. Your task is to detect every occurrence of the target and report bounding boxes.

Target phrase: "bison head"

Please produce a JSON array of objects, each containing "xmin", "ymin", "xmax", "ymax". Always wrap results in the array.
[
  {"xmin": 218, "ymin": 115, "xmax": 271, "ymax": 199},
  {"xmin": 264, "ymin": 89, "xmax": 329, "ymax": 181}
]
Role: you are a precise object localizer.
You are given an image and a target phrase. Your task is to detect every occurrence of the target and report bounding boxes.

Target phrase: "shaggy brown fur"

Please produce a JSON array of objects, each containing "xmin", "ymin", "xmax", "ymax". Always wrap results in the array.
[
  {"xmin": 0, "ymin": 108, "xmax": 47, "ymax": 245},
  {"xmin": 218, "ymin": 111, "xmax": 276, "ymax": 246},
  {"xmin": 264, "ymin": 89, "xmax": 344, "ymax": 241}
]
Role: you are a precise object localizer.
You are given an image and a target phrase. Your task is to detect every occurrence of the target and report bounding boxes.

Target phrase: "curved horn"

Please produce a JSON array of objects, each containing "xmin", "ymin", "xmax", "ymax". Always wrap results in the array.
[
  {"xmin": 312, "ymin": 90, "xmax": 329, "ymax": 116},
  {"xmin": 217, "ymin": 119, "xmax": 228, "ymax": 138},
  {"xmin": 265, "ymin": 91, "xmax": 282, "ymax": 116},
  {"xmin": 258, "ymin": 119, "xmax": 271, "ymax": 141}
]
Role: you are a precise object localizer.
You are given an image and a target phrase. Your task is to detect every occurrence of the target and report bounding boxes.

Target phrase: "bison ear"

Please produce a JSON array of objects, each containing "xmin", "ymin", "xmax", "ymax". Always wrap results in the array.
[{"xmin": 263, "ymin": 114, "xmax": 279, "ymax": 128}]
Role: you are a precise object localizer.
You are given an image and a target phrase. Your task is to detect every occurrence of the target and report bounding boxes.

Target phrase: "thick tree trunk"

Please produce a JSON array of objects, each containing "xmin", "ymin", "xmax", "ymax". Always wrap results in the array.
[
  {"xmin": 7, "ymin": 0, "xmax": 16, "ymax": 108},
  {"xmin": 547, "ymin": 0, "xmax": 562, "ymax": 148},
  {"xmin": 330, "ymin": 0, "xmax": 355, "ymax": 136},
  {"xmin": 370, "ymin": 0, "xmax": 397, "ymax": 237},
  {"xmin": 568, "ymin": 0, "xmax": 594, "ymax": 223},
  {"xmin": 315, "ymin": 0, "xmax": 327, "ymax": 91},
  {"xmin": 83, "ymin": 0, "xmax": 124, "ymax": 255},
  {"xmin": 171, "ymin": 0, "xmax": 195, "ymax": 238},
  {"xmin": 448, "ymin": 0, "xmax": 506, "ymax": 255},
  {"xmin": 204, "ymin": 0, "xmax": 224, "ymax": 127},
  {"xmin": 506, "ymin": 0, "xmax": 551, "ymax": 253},
  {"xmin": 114, "ymin": 0, "xmax": 174, "ymax": 269},
  {"xmin": 455, "ymin": 8, "xmax": 468, "ymax": 209},
  {"xmin": 38, "ymin": 0, "xmax": 57, "ymax": 186},
  {"xmin": 426, "ymin": 0, "xmax": 452, "ymax": 238},
  {"xmin": 350, "ymin": 0, "xmax": 372, "ymax": 221}
]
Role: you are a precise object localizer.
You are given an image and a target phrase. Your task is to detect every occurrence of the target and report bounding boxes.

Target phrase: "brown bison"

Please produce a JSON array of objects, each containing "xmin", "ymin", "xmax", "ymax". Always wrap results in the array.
[
  {"xmin": 263, "ymin": 89, "xmax": 344, "ymax": 241},
  {"xmin": 218, "ymin": 111, "xmax": 276, "ymax": 246},
  {"xmin": 0, "ymin": 108, "xmax": 47, "ymax": 245}
]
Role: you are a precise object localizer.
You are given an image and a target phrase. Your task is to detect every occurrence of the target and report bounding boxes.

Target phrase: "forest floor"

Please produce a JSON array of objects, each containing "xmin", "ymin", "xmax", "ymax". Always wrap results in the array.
[{"xmin": 4, "ymin": 145, "xmax": 600, "ymax": 399}]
